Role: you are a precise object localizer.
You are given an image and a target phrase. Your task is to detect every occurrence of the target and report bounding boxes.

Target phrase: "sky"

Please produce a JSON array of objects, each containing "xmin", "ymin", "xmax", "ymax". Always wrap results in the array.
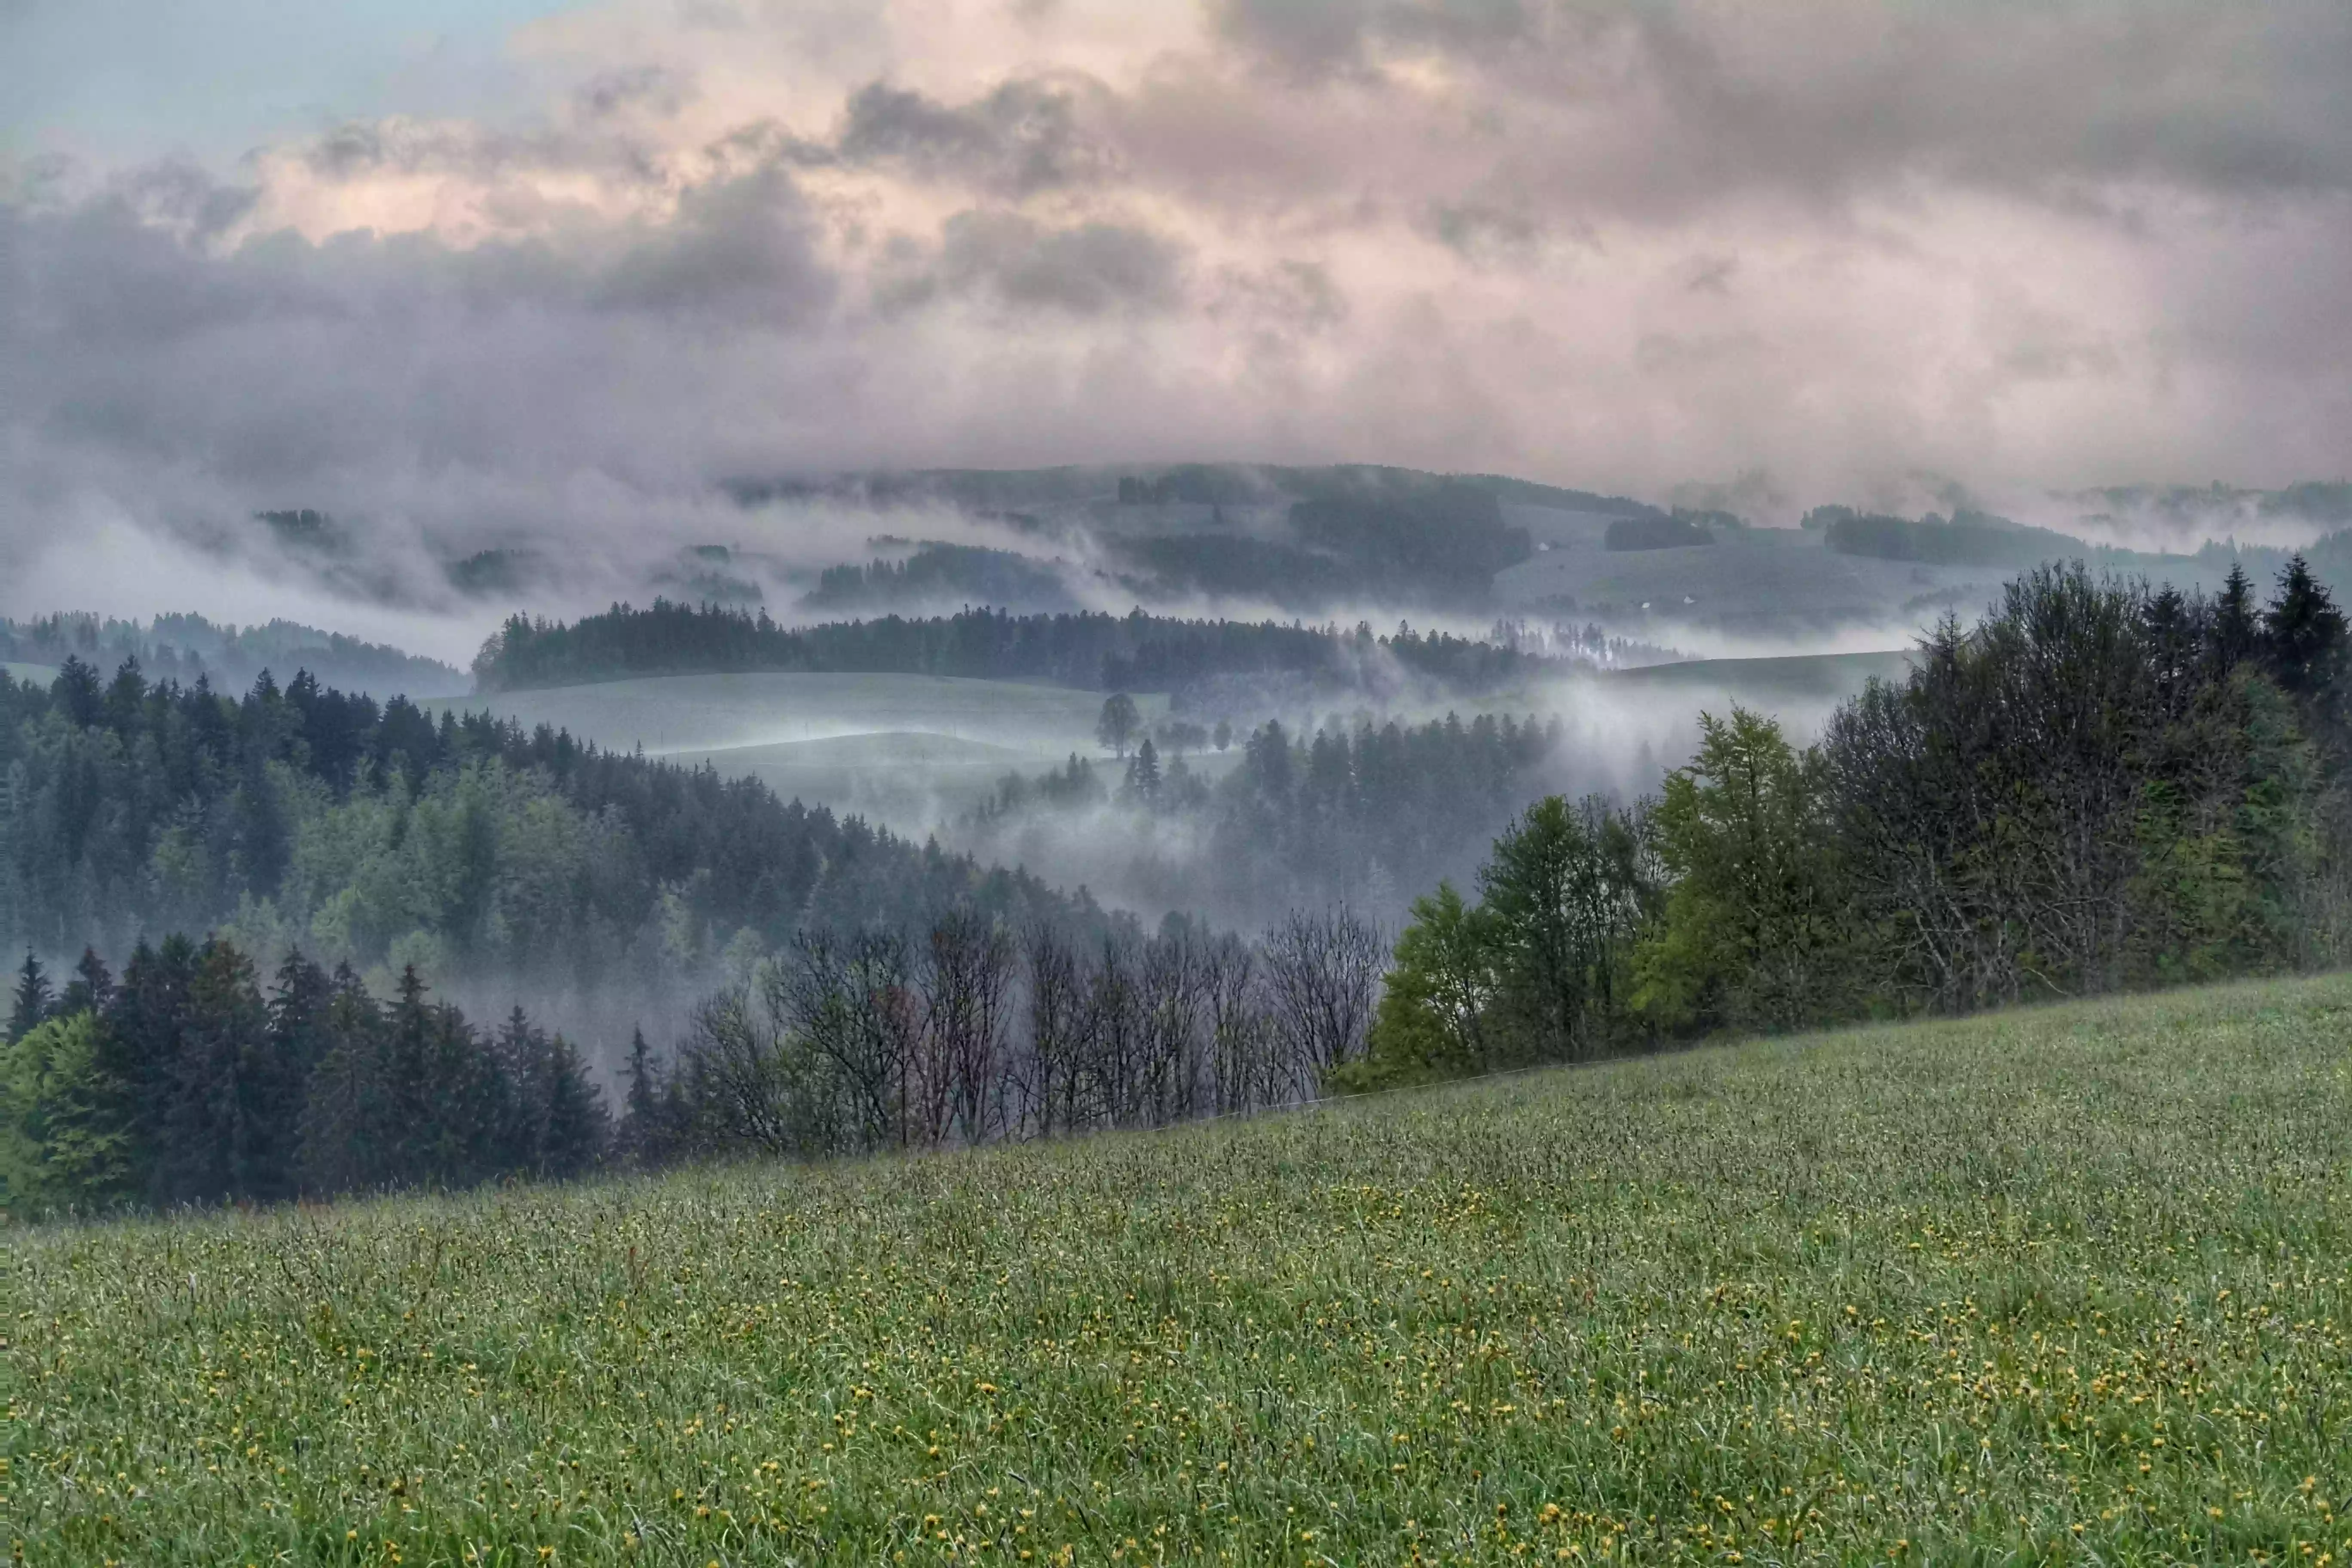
[{"xmin": 3, "ymin": 0, "xmax": 2350, "ymax": 628}]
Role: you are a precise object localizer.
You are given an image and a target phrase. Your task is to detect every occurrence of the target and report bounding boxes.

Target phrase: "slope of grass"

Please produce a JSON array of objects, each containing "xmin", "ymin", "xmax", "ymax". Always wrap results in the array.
[
  {"xmin": 423, "ymin": 672, "xmax": 1157, "ymax": 771},
  {"xmin": 9, "ymin": 978, "xmax": 2352, "ymax": 1562},
  {"xmin": 1602, "ymin": 650, "xmax": 1915, "ymax": 703}
]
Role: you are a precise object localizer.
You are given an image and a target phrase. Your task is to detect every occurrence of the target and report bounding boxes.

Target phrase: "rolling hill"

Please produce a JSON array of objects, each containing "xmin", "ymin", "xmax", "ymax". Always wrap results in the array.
[
  {"xmin": 425, "ymin": 671, "xmax": 1173, "ymax": 824},
  {"xmin": 9, "ymin": 975, "xmax": 2349, "ymax": 1560}
]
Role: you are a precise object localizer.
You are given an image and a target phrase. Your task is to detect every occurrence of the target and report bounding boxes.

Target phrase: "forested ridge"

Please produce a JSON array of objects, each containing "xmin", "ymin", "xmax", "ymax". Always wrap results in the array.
[
  {"xmin": 471, "ymin": 602, "xmax": 1559, "ymax": 696},
  {"xmin": 1, "ymin": 612, "xmax": 467, "ymax": 697},
  {"xmin": 0, "ymin": 658, "xmax": 1102, "ymax": 1000}
]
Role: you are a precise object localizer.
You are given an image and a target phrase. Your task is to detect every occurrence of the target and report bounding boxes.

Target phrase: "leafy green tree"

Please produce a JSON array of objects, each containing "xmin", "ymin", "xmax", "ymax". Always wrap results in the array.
[
  {"xmin": 1635, "ymin": 709, "xmax": 1848, "ymax": 1032},
  {"xmin": 1479, "ymin": 795, "xmax": 1653, "ymax": 1060},
  {"xmin": 1345, "ymin": 882, "xmax": 1498, "ymax": 1087},
  {"xmin": 0, "ymin": 1011, "xmax": 131, "ymax": 1214},
  {"xmin": 1096, "ymin": 692, "xmax": 1142, "ymax": 757}
]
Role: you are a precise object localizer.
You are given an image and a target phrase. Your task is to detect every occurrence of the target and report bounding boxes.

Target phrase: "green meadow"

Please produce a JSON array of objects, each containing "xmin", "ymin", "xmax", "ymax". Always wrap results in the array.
[{"xmin": 8, "ymin": 976, "xmax": 2352, "ymax": 1564}]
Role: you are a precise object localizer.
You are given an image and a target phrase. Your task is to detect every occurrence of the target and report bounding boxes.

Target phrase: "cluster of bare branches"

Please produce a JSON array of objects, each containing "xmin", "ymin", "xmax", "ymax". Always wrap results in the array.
[{"xmin": 671, "ymin": 908, "xmax": 1383, "ymax": 1158}]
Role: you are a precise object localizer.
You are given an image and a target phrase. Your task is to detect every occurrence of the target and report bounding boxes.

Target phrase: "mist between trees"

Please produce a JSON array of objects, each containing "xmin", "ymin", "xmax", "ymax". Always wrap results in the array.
[
  {"xmin": 0, "ymin": 906, "xmax": 1384, "ymax": 1213},
  {"xmin": 9, "ymin": 556, "xmax": 2352, "ymax": 1216}
]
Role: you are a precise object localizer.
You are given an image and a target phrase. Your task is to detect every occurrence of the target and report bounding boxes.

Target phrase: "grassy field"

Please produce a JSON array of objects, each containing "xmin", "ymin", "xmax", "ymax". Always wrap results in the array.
[
  {"xmin": 8, "ymin": 978, "xmax": 2352, "ymax": 1563},
  {"xmin": 2, "ymin": 662, "xmax": 59, "ymax": 687},
  {"xmin": 1602, "ymin": 651, "xmax": 1916, "ymax": 704},
  {"xmin": 423, "ymin": 672, "xmax": 1178, "ymax": 825}
]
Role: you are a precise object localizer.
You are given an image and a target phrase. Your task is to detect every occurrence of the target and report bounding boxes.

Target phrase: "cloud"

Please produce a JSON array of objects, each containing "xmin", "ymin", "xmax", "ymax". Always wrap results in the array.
[
  {"xmin": 824, "ymin": 76, "xmax": 1119, "ymax": 196},
  {"xmin": 887, "ymin": 208, "xmax": 1186, "ymax": 315},
  {"xmin": 3, "ymin": 0, "xmax": 2351, "ymax": 646}
]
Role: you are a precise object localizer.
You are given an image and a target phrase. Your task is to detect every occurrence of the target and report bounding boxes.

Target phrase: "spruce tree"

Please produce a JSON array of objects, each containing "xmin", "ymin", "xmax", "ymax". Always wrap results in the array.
[
  {"xmin": 58, "ymin": 949, "xmax": 114, "ymax": 1018},
  {"xmin": 538, "ymin": 1033, "xmax": 610, "ymax": 1181},
  {"xmin": 619, "ymin": 1028, "xmax": 671, "ymax": 1167},
  {"xmin": 248, "ymin": 950, "xmax": 331, "ymax": 1203},
  {"xmin": 157, "ymin": 940, "xmax": 266, "ymax": 1205},
  {"xmin": 8, "ymin": 952, "xmax": 51, "ymax": 1043},
  {"xmin": 102, "ymin": 936, "xmax": 198, "ymax": 1200},
  {"xmin": 2263, "ymin": 555, "xmax": 2350, "ymax": 705},
  {"xmin": 296, "ymin": 965, "xmax": 389, "ymax": 1197},
  {"xmin": 2211, "ymin": 564, "xmax": 2261, "ymax": 672}
]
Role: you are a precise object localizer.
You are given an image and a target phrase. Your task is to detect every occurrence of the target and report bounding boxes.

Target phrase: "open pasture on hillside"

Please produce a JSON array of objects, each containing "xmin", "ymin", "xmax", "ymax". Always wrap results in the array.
[
  {"xmin": 427, "ymin": 672, "xmax": 1173, "ymax": 821},
  {"xmin": 1602, "ymin": 649, "xmax": 1917, "ymax": 705},
  {"xmin": 9, "ymin": 977, "xmax": 2352, "ymax": 1563}
]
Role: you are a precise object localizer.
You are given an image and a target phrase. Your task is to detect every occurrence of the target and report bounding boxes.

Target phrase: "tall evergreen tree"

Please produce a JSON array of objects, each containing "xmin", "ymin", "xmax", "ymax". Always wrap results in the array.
[
  {"xmin": 8, "ymin": 952, "xmax": 51, "ymax": 1043},
  {"xmin": 248, "ymin": 951, "xmax": 332, "ymax": 1202},
  {"xmin": 537, "ymin": 1032, "xmax": 611, "ymax": 1181},
  {"xmin": 295, "ymin": 965, "xmax": 390, "ymax": 1196},
  {"xmin": 57, "ymin": 949, "xmax": 114, "ymax": 1018},
  {"xmin": 156, "ymin": 940, "xmax": 266, "ymax": 1205}
]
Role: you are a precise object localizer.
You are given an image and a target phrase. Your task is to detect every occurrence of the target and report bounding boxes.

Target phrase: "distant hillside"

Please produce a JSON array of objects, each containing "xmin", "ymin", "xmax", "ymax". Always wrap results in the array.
[
  {"xmin": 472, "ymin": 602, "xmax": 1563, "ymax": 698},
  {"xmin": 0, "ymin": 612, "xmax": 467, "ymax": 697}
]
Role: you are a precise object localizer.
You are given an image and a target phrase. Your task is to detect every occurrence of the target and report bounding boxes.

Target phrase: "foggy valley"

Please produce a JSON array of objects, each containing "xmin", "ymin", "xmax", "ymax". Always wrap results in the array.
[{"xmin": 9, "ymin": 2, "xmax": 2352, "ymax": 1560}]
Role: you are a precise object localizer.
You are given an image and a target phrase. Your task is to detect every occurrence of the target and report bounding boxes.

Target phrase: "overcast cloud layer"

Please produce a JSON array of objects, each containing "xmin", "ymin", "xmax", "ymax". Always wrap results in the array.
[{"xmin": 4, "ymin": 0, "xmax": 2350, "ymax": 631}]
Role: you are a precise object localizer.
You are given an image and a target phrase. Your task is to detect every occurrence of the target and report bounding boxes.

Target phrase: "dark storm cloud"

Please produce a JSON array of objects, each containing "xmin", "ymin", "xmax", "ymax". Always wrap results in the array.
[
  {"xmin": 1212, "ymin": 0, "xmax": 1534, "ymax": 75},
  {"xmin": 1206, "ymin": 0, "xmax": 2352, "ymax": 213},
  {"xmin": 884, "ymin": 209, "xmax": 1187, "ymax": 316},
  {"xmin": 819, "ymin": 76, "xmax": 1117, "ymax": 196},
  {"xmin": 592, "ymin": 164, "xmax": 833, "ymax": 325}
]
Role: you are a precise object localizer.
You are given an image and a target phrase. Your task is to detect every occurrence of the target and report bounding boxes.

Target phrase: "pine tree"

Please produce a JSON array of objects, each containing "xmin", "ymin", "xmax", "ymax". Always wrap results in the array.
[
  {"xmin": 101, "ymin": 936, "xmax": 199, "ymax": 1201},
  {"xmin": 2211, "ymin": 564, "xmax": 2261, "ymax": 672},
  {"xmin": 296, "ymin": 965, "xmax": 389, "ymax": 1197},
  {"xmin": 2263, "ymin": 555, "xmax": 2350, "ymax": 704},
  {"xmin": 156, "ymin": 939, "xmax": 266, "ymax": 1205},
  {"xmin": 1124, "ymin": 738, "xmax": 1163, "ymax": 805},
  {"xmin": 248, "ymin": 950, "xmax": 331, "ymax": 1203},
  {"xmin": 619, "ymin": 1028, "xmax": 674, "ymax": 1167},
  {"xmin": 8, "ymin": 952, "xmax": 51, "ymax": 1044},
  {"xmin": 538, "ymin": 1033, "xmax": 610, "ymax": 1181},
  {"xmin": 57, "ymin": 949, "xmax": 114, "ymax": 1018}
]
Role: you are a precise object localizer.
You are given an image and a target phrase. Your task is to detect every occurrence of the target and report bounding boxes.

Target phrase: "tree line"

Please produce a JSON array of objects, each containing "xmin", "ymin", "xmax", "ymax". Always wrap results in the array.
[
  {"xmin": 627, "ymin": 908, "xmax": 1384, "ymax": 1165},
  {"xmin": 2, "ymin": 905, "xmax": 1389, "ymax": 1213},
  {"xmin": 470, "ymin": 602, "xmax": 1561, "ymax": 698},
  {"xmin": 3, "ymin": 942, "xmax": 604, "ymax": 1213},
  {"xmin": 1359, "ymin": 560, "xmax": 2352, "ymax": 1082},
  {"xmin": 2, "ymin": 612, "xmax": 467, "ymax": 698}
]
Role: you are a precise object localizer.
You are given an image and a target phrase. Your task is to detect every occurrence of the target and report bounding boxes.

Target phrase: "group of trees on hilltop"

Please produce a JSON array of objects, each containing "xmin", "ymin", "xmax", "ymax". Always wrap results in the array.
[
  {"xmin": 1359, "ymin": 560, "xmax": 2352, "ymax": 1082},
  {"xmin": 0, "ymin": 657, "xmax": 1102, "ymax": 1010},
  {"xmin": 1, "ymin": 943, "xmax": 602, "ymax": 1213},
  {"xmin": 469, "ymin": 602, "xmax": 1559, "ymax": 699},
  {"xmin": 800, "ymin": 544, "xmax": 1079, "ymax": 615},
  {"xmin": 1110, "ymin": 490, "xmax": 1534, "ymax": 611}
]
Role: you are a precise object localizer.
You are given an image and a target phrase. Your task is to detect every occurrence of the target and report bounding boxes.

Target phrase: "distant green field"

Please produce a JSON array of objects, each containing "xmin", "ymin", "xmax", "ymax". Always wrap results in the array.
[
  {"xmin": 426, "ymin": 673, "xmax": 1175, "ymax": 818},
  {"xmin": 2, "ymin": 660, "xmax": 58, "ymax": 686},
  {"xmin": 12, "ymin": 977, "xmax": 2352, "ymax": 1562},
  {"xmin": 1604, "ymin": 648, "xmax": 1914, "ymax": 703}
]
